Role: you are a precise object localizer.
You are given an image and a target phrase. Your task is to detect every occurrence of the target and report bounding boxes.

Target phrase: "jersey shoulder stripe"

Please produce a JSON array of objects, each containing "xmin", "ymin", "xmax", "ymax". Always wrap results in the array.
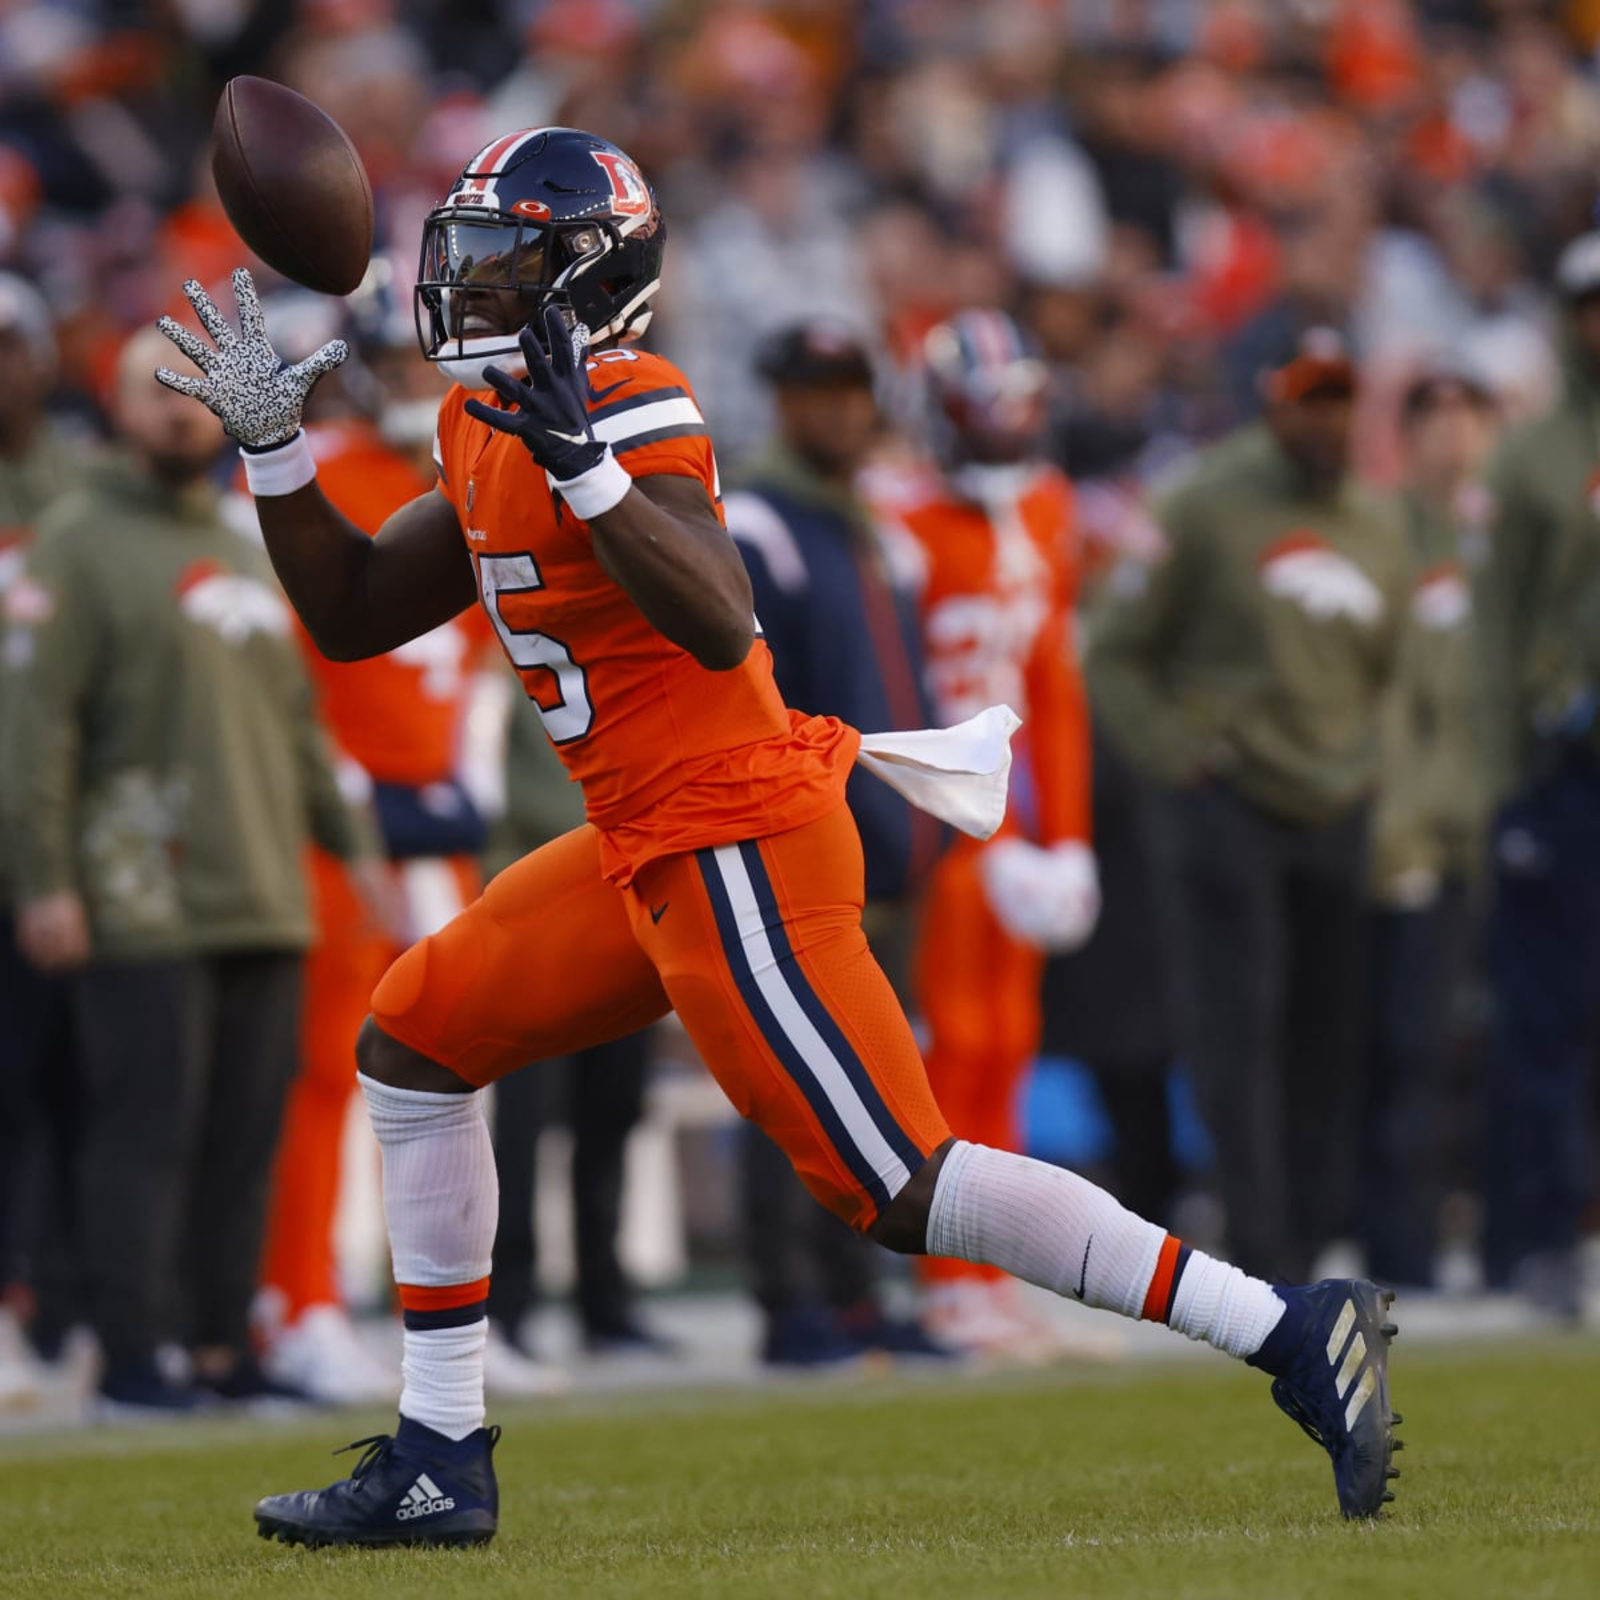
[{"xmin": 593, "ymin": 395, "xmax": 708, "ymax": 456}]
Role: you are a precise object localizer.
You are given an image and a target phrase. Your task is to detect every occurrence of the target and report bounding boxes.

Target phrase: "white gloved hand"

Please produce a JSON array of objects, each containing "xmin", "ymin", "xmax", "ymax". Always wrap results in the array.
[
  {"xmin": 154, "ymin": 268, "xmax": 347, "ymax": 449},
  {"xmin": 979, "ymin": 838, "xmax": 1101, "ymax": 952}
]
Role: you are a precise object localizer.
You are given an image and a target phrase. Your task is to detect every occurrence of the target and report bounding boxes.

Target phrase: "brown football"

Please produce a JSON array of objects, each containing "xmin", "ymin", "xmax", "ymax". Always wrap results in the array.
[{"xmin": 210, "ymin": 75, "xmax": 373, "ymax": 296}]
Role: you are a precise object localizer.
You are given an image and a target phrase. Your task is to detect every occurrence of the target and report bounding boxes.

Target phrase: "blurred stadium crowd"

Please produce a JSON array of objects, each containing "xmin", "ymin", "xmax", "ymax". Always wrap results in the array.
[{"xmin": 2, "ymin": 0, "xmax": 1599, "ymax": 1419}]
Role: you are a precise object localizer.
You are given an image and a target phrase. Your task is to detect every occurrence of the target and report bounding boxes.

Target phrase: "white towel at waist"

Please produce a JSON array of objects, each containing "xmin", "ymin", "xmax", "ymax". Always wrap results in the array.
[{"xmin": 854, "ymin": 704, "xmax": 1022, "ymax": 841}]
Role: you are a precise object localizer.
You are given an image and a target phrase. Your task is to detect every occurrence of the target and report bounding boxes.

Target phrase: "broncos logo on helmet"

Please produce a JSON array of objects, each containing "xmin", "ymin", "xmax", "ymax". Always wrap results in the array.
[{"xmin": 415, "ymin": 126, "xmax": 666, "ymax": 386}]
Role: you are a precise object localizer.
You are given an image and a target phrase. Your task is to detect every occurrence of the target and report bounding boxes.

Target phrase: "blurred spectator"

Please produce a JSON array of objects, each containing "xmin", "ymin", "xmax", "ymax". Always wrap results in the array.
[
  {"xmin": 1089, "ymin": 331, "xmax": 1411, "ymax": 1283},
  {"xmin": 483, "ymin": 703, "xmax": 665, "ymax": 1377},
  {"xmin": 0, "ymin": 327, "xmax": 374, "ymax": 1414},
  {"xmin": 248, "ymin": 286, "xmax": 488, "ymax": 1407},
  {"xmin": 662, "ymin": 142, "xmax": 872, "ymax": 465},
  {"xmin": 0, "ymin": 269, "xmax": 82, "ymax": 1405},
  {"xmin": 1361, "ymin": 363, "xmax": 1498, "ymax": 1289},
  {"xmin": 878, "ymin": 310, "xmax": 1098, "ymax": 1357},
  {"xmin": 1475, "ymin": 230, "xmax": 1600, "ymax": 1319},
  {"xmin": 725, "ymin": 318, "xmax": 948, "ymax": 1368}
]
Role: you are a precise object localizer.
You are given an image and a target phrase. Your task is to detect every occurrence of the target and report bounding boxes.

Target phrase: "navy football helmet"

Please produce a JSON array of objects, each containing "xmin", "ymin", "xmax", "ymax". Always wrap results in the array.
[
  {"xmin": 415, "ymin": 126, "xmax": 666, "ymax": 381},
  {"xmin": 922, "ymin": 309, "xmax": 1051, "ymax": 466}
]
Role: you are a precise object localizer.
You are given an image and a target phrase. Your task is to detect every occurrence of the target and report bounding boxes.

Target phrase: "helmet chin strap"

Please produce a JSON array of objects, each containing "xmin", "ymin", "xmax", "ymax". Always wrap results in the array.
[
  {"xmin": 432, "ymin": 318, "xmax": 593, "ymax": 389},
  {"xmin": 432, "ymin": 331, "xmax": 528, "ymax": 390}
]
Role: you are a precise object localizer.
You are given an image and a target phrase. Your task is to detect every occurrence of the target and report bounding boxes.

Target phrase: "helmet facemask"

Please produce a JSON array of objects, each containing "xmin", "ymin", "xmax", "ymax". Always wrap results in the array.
[{"xmin": 416, "ymin": 211, "xmax": 663, "ymax": 388}]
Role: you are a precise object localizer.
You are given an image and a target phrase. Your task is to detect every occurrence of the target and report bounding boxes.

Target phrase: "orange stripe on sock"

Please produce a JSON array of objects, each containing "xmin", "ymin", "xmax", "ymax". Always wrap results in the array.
[
  {"xmin": 1140, "ymin": 1235, "xmax": 1182, "ymax": 1322},
  {"xmin": 397, "ymin": 1277, "xmax": 490, "ymax": 1313}
]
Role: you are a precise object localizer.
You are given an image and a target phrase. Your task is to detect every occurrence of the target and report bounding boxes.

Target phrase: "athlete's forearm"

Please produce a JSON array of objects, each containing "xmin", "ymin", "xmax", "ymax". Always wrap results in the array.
[
  {"xmin": 254, "ymin": 479, "xmax": 478, "ymax": 663},
  {"xmin": 589, "ymin": 481, "xmax": 755, "ymax": 670},
  {"xmin": 254, "ymin": 482, "xmax": 387, "ymax": 659}
]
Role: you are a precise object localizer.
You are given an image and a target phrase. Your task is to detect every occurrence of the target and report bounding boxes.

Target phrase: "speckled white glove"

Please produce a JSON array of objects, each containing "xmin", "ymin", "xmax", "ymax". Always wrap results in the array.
[{"xmin": 154, "ymin": 267, "xmax": 347, "ymax": 449}]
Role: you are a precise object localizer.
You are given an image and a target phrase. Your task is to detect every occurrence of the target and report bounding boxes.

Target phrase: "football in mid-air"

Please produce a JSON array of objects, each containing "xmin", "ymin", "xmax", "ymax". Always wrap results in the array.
[{"xmin": 210, "ymin": 75, "xmax": 373, "ymax": 296}]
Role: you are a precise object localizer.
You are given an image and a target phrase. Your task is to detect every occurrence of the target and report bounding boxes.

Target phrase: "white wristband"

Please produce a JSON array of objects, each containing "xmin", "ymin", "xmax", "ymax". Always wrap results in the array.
[
  {"xmin": 553, "ymin": 448, "xmax": 631, "ymax": 522},
  {"xmin": 241, "ymin": 431, "xmax": 317, "ymax": 497}
]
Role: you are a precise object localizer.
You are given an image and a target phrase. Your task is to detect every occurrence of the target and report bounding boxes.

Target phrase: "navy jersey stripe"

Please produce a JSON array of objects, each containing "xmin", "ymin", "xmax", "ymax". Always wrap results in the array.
[
  {"xmin": 611, "ymin": 423, "xmax": 710, "ymax": 454},
  {"xmin": 695, "ymin": 847, "xmax": 892, "ymax": 1210},
  {"xmin": 734, "ymin": 840, "xmax": 926, "ymax": 1177}
]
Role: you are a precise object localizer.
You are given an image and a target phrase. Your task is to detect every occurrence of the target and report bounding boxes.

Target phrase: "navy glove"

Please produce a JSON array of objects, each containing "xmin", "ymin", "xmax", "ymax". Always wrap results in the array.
[{"xmin": 465, "ymin": 307, "xmax": 610, "ymax": 482}]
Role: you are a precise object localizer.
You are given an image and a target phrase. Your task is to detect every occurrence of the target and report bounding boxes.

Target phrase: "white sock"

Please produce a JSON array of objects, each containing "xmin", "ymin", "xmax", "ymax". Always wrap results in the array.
[
  {"xmin": 397, "ymin": 1320, "xmax": 489, "ymax": 1439},
  {"xmin": 1166, "ymin": 1250, "xmax": 1285, "ymax": 1359},
  {"xmin": 927, "ymin": 1141, "xmax": 1165, "ymax": 1317},
  {"xmin": 925, "ymin": 1141, "xmax": 1284, "ymax": 1358},
  {"xmin": 360, "ymin": 1074, "xmax": 497, "ymax": 1440}
]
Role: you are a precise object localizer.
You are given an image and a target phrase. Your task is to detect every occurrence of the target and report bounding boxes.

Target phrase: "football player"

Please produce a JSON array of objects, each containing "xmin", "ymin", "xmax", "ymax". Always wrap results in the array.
[
  {"xmin": 875, "ymin": 310, "xmax": 1102, "ymax": 1357},
  {"xmin": 155, "ymin": 126, "xmax": 1400, "ymax": 1544}
]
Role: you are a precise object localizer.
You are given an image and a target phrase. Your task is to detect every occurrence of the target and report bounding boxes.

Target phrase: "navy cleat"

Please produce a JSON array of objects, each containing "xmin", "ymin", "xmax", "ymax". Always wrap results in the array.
[
  {"xmin": 1248, "ymin": 1279, "xmax": 1400, "ymax": 1519},
  {"xmin": 254, "ymin": 1416, "xmax": 500, "ymax": 1549}
]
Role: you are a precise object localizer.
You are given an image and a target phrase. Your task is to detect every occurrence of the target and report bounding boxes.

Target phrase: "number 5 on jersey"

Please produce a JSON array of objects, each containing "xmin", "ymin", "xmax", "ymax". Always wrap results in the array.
[{"xmin": 477, "ymin": 552, "xmax": 594, "ymax": 742}]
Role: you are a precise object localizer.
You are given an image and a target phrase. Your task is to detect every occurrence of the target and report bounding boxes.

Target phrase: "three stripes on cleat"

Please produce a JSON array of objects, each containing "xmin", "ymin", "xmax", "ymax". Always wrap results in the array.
[
  {"xmin": 1324, "ymin": 1296, "xmax": 1380, "ymax": 1430},
  {"xmin": 1326, "ymin": 1286, "xmax": 1403, "ymax": 1505}
]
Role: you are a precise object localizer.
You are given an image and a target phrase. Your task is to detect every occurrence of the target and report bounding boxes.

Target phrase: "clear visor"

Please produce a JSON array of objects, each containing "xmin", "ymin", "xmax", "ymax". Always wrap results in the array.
[
  {"xmin": 423, "ymin": 219, "xmax": 551, "ymax": 292},
  {"xmin": 417, "ymin": 213, "xmax": 608, "ymax": 358}
]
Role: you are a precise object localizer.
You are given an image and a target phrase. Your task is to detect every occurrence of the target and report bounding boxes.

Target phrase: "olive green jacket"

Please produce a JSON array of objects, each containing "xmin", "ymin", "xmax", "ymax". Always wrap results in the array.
[
  {"xmin": 0, "ymin": 423, "xmax": 89, "ymax": 905},
  {"xmin": 1087, "ymin": 425, "xmax": 1410, "ymax": 827},
  {"xmin": 0, "ymin": 457, "xmax": 369, "ymax": 960},
  {"xmin": 1369, "ymin": 488, "xmax": 1493, "ymax": 896},
  {"xmin": 1479, "ymin": 336, "xmax": 1600, "ymax": 800}
]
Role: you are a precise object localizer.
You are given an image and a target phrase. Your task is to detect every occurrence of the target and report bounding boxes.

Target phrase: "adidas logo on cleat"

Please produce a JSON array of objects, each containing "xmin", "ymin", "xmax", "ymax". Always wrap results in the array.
[
  {"xmin": 396, "ymin": 1473, "xmax": 456, "ymax": 1521},
  {"xmin": 1324, "ymin": 1298, "xmax": 1378, "ymax": 1431}
]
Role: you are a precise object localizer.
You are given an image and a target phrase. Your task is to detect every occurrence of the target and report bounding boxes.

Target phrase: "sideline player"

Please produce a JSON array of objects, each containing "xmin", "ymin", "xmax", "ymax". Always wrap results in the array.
[
  {"xmin": 877, "ymin": 310, "xmax": 1100, "ymax": 1357},
  {"xmin": 154, "ymin": 127, "xmax": 1400, "ymax": 1544}
]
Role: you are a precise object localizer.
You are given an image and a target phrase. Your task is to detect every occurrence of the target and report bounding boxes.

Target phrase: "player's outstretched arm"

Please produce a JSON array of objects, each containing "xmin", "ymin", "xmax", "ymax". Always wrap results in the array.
[
  {"xmin": 155, "ymin": 269, "xmax": 476, "ymax": 661},
  {"xmin": 466, "ymin": 308, "xmax": 754, "ymax": 671}
]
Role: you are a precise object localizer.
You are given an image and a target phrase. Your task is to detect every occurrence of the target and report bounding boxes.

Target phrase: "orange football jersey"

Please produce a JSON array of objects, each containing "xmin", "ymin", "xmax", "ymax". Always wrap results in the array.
[
  {"xmin": 296, "ymin": 420, "xmax": 491, "ymax": 787},
  {"xmin": 434, "ymin": 347, "xmax": 856, "ymax": 883},
  {"xmin": 881, "ymin": 463, "xmax": 1090, "ymax": 845}
]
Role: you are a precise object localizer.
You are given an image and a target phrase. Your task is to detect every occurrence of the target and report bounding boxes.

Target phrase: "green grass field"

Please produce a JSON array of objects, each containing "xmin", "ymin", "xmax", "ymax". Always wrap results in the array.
[{"xmin": 1, "ymin": 1337, "xmax": 1596, "ymax": 1600}]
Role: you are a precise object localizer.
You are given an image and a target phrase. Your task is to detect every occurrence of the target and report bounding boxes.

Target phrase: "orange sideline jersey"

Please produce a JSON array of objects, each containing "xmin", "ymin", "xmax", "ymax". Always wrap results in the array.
[
  {"xmin": 290, "ymin": 420, "xmax": 490, "ymax": 787},
  {"xmin": 433, "ymin": 347, "xmax": 856, "ymax": 883},
  {"xmin": 881, "ymin": 463, "xmax": 1090, "ymax": 845}
]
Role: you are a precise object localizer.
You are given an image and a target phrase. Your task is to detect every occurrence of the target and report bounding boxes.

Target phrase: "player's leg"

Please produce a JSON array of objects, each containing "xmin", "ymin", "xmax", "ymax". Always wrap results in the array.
[
  {"xmin": 628, "ymin": 806, "xmax": 949, "ymax": 1235},
  {"xmin": 254, "ymin": 826, "xmax": 671, "ymax": 1550},
  {"xmin": 634, "ymin": 804, "xmax": 1399, "ymax": 1519},
  {"xmin": 869, "ymin": 1129, "xmax": 1400, "ymax": 1519}
]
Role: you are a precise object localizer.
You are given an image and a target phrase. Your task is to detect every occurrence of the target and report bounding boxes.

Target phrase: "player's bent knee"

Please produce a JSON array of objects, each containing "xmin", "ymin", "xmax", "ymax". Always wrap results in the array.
[
  {"xmin": 355, "ymin": 1015, "xmax": 474, "ymax": 1094},
  {"xmin": 866, "ymin": 1138, "xmax": 955, "ymax": 1255}
]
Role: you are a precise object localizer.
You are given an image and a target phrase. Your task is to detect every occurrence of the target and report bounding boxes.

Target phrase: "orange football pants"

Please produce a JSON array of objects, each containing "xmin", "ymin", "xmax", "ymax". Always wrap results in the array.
[
  {"xmin": 259, "ymin": 849, "xmax": 478, "ymax": 1320},
  {"xmin": 372, "ymin": 806, "xmax": 950, "ymax": 1231},
  {"xmin": 912, "ymin": 835, "xmax": 1045, "ymax": 1285}
]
